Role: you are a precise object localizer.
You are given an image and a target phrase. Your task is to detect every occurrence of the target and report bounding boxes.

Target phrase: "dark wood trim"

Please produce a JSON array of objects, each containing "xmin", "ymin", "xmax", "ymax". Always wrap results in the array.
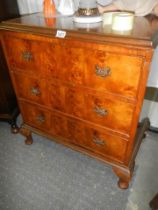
[
  {"xmin": 145, "ymin": 87, "xmax": 158, "ymax": 102},
  {"xmin": 0, "ymin": 0, "xmax": 20, "ymax": 133},
  {"xmin": 129, "ymin": 118, "xmax": 150, "ymax": 167}
]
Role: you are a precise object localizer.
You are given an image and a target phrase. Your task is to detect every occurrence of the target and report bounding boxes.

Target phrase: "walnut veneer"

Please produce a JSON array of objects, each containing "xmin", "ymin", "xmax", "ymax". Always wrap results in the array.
[{"xmin": 1, "ymin": 13, "xmax": 158, "ymax": 189}]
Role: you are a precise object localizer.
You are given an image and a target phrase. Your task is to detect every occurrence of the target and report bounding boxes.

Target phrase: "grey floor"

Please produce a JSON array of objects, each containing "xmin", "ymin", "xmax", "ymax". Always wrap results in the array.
[{"xmin": 0, "ymin": 119, "xmax": 157, "ymax": 210}]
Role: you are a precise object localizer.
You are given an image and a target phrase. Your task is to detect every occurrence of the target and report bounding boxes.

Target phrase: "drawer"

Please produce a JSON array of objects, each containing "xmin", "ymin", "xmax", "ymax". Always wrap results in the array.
[
  {"xmin": 20, "ymin": 101, "xmax": 51, "ymax": 132},
  {"xmin": 3, "ymin": 36, "xmax": 59, "ymax": 78},
  {"xmin": 19, "ymin": 101, "xmax": 127, "ymax": 163},
  {"xmin": 85, "ymin": 50, "xmax": 143, "ymax": 99},
  {"xmin": 20, "ymin": 101, "xmax": 70, "ymax": 141},
  {"xmin": 58, "ymin": 42, "xmax": 143, "ymax": 99},
  {"xmin": 13, "ymin": 72, "xmax": 49, "ymax": 105},
  {"xmin": 49, "ymin": 83, "xmax": 134, "ymax": 134},
  {"xmin": 17, "ymin": 76, "xmax": 134, "ymax": 135},
  {"xmin": 86, "ymin": 93, "xmax": 134, "ymax": 134},
  {"xmin": 13, "ymin": 73, "xmax": 65, "ymax": 111},
  {"xmin": 4, "ymin": 35, "xmax": 144, "ymax": 100},
  {"xmin": 66, "ymin": 119, "xmax": 127, "ymax": 163},
  {"xmin": 59, "ymin": 45, "xmax": 85, "ymax": 85},
  {"xmin": 84, "ymin": 125, "xmax": 127, "ymax": 163}
]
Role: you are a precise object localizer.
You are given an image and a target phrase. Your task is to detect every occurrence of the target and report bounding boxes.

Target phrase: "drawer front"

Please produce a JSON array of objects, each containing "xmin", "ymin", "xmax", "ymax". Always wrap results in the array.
[
  {"xmin": 16, "ymin": 75, "xmax": 134, "ymax": 135},
  {"xmin": 51, "ymin": 113, "xmax": 127, "ymax": 162},
  {"xmin": 58, "ymin": 42, "xmax": 143, "ymax": 98},
  {"xmin": 3, "ymin": 36, "xmax": 59, "ymax": 78},
  {"xmin": 20, "ymin": 101, "xmax": 51, "ymax": 132},
  {"xmin": 52, "ymin": 117, "xmax": 128, "ymax": 163},
  {"xmin": 20, "ymin": 101, "xmax": 127, "ymax": 163},
  {"xmin": 20, "ymin": 101, "xmax": 70, "ymax": 141},
  {"xmin": 4, "ymin": 35, "xmax": 143, "ymax": 99},
  {"xmin": 49, "ymin": 83, "xmax": 134, "ymax": 134},
  {"xmin": 85, "ymin": 50, "xmax": 143, "ymax": 98},
  {"xmin": 59, "ymin": 45, "xmax": 85, "ymax": 85},
  {"xmin": 85, "ymin": 126, "xmax": 127, "ymax": 163},
  {"xmin": 86, "ymin": 93, "xmax": 134, "ymax": 134},
  {"xmin": 13, "ymin": 72, "xmax": 48, "ymax": 105},
  {"xmin": 13, "ymin": 73, "xmax": 65, "ymax": 110}
]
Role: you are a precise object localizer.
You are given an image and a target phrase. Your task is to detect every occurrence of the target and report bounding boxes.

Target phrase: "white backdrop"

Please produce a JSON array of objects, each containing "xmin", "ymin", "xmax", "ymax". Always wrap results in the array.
[
  {"xmin": 16, "ymin": 0, "xmax": 112, "ymax": 14},
  {"xmin": 17, "ymin": 0, "xmax": 43, "ymax": 14},
  {"xmin": 148, "ymin": 47, "xmax": 158, "ymax": 88}
]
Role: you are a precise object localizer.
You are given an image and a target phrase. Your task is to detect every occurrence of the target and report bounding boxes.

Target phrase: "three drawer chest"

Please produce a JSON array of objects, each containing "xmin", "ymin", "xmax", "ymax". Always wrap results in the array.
[{"xmin": 1, "ymin": 13, "xmax": 158, "ymax": 189}]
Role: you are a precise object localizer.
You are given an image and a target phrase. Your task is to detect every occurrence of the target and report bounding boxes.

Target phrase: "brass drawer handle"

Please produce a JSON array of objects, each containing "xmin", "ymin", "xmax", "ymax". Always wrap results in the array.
[
  {"xmin": 93, "ymin": 136, "xmax": 106, "ymax": 145},
  {"xmin": 94, "ymin": 106, "xmax": 108, "ymax": 116},
  {"xmin": 95, "ymin": 65, "xmax": 111, "ymax": 77},
  {"xmin": 37, "ymin": 115, "xmax": 45, "ymax": 123},
  {"xmin": 22, "ymin": 51, "xmax": 33, "ymax": 61},
  {"xmin": 31, "ymin": 87, "xmax": 40, "ymax": 96}
]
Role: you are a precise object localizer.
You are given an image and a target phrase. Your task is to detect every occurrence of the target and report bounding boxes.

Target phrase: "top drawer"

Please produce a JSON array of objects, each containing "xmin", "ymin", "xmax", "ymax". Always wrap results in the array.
[
  {"xmin": 60, "ymin": 46, "xmax": 143, "ymax": 99},
  {"xmin": 3, "ymin": 36, "xmax": 59, "ymax": 78},
  {"xmin": 84, "ymin": 50, "xmax": 143, "ymax": 99},
  {"xmin": 3, "ymin": 35, "xmax": 144, "ymax": 99}
]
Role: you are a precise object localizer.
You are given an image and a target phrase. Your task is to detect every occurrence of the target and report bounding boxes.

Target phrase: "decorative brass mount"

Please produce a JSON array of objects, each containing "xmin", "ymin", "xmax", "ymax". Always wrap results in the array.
[{"xmin": 78, "ymin": 7, "xmax": 99, "ymax": 16}]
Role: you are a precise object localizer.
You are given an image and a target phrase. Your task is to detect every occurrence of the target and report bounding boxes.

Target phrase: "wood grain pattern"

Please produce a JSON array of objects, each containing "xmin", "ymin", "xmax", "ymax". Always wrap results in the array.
[
  {"xmin": 0, "ymin": 13, "xmax": 156, "ymax": 189},
  {"xmin": 4, "ymin": 35, "xmax": 144, "ymax": 99},
  {"xmin": 3, "ymin": 36, "xmax": 59, "ymax": 78},
  {"xmin": 13, "ymin": 72, "xmax": 134, "ymax": 135},
  {"xmin": 19, "ymin": 101, "xmax": 128, "ymax": 163},
  {"xmin": 85, "ymin": 50, "xmax": 144, "ymax": 98}
]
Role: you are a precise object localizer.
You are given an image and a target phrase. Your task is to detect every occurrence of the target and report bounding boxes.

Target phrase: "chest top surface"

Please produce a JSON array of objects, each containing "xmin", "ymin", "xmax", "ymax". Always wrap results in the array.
[{"xmin": 0, "ymin": 13, "xmax": 158, "ymax": 48}]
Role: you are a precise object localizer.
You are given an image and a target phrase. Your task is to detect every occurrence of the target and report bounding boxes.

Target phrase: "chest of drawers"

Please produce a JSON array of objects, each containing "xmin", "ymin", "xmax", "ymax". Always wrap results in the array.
[{"xmin": 1, "ymin": 13, "xmax": 157, "ymax": 189}]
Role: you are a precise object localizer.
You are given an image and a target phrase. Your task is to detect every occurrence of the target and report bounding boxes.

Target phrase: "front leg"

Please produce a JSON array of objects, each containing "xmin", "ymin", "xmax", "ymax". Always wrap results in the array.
[
  {"xmin": 112, "ymin": 166, "xmax": 133, "ymax": 189},
  {"xmin": 20, "ymin": 126, "xmax": 33, "ymax": 145}
]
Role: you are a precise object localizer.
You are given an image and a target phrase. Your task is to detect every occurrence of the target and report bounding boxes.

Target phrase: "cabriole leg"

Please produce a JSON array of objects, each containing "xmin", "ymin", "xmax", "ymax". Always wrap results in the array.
[
  {"xmin": 20, "ymin": 126, "xmax": 33, "ymax": 145},
  {"xmin": 112, "ymin": 166, "xmax": 133, "ymax": 189}
]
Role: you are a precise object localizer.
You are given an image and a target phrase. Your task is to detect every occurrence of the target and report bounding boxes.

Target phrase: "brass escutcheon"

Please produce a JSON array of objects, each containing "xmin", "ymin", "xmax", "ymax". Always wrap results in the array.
[
  {"xmin": 31, "ymin": 87, "xmax": 40, "ymax": 96},
  {"xmin": 93, "ymin": 136, "xmax": 106, "ymax": 145},
  {"xmin": 95, "ymin": 65, "xmax": 111, "ymax": 77},
  {"xmin": 37, "ymin": 115, "xmax": 45, "ymax": 123},
  {"xmin": 94, "ymin": 106, "xmax": 108, "ymax": 116},
  {"xmin": 22, "ymin": 51, "xmax": 33, "ymax": 61}
]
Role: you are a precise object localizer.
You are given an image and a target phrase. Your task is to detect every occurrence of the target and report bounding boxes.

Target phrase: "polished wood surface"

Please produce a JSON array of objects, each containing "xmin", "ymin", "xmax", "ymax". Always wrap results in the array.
[
  {"xmin": 1, "ymin": 13, "xmax": 158, "ymax": 47},
  {"xmin": 0, "ymin": 13, "xmax": 157, "ymax": 188},
  {"xmin": 4, "ymin": 34, "xmax": 145, "ymax": 99},
  {"xmin": 13, "ymin": 72, "xmax": 134, "ymax": 135}
]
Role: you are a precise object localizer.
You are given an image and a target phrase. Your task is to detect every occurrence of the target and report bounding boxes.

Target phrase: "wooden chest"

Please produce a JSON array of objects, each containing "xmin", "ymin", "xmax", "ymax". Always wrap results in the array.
[{"xmin": 0, "ymin": 13, "xmax": 157, "ymax": 189}]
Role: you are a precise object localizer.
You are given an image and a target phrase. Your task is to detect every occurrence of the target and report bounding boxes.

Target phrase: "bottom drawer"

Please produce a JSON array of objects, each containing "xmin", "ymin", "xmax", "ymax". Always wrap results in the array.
[
  {"xmin": 20, "ymin": 101, "xmax": 128, "ymax": 163},
  {"xmin": 68, "ymin": 119, "xmax": 128, "ymax": 163},
  {"xmin": 20, "ymin": 101, "xmax": 51, "ymax": 132},
  {"xmin": 20, "ymin": 101, "xmax": 69, "ymax": 139}
]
